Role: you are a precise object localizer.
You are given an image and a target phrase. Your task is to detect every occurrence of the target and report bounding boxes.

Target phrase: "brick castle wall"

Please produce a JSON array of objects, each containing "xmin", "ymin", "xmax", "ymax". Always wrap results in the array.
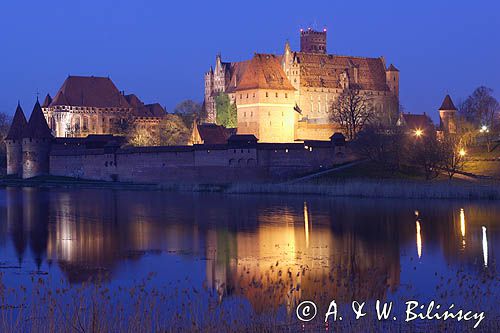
[{"xmin": 49, "ymin": 143, "xmax": 353, "ymax": 184}]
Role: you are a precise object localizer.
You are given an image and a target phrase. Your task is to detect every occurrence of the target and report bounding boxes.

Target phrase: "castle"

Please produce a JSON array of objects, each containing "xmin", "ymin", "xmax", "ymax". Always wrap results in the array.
[
  {"xmin": 204, "ymin": 28, "xmax": 400, "ymax": 142},
  {"xmin": 5, "ymin": 99, "xmax": 350, "ymax": 182},
  {"xmin": 41, "ymin": 75, "xmax": 166, "ymax": 137}
]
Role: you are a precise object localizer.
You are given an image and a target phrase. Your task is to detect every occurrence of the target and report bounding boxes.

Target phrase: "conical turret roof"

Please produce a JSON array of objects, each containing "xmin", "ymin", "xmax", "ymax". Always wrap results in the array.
[
  {"xmin": 42, "ymin": 94, "xmax": 52, "ymax": 107},
  {"xmin": 5, "ymin": 102, "xmax": 28, "ymax": 140},
  {"xmin": 23, "ymin": 99, "xmax": 53, "ymax": 139},
  {"xmin": 439, "ymin": 94, "xmax": 457, "ymax": 111},
  {"xmin": 387, "ymin": 64, "xmax": 399, "ymax": 72}
]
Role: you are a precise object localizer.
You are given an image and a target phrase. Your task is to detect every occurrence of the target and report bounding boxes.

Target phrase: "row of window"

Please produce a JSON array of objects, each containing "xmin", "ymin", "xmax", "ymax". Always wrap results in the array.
[{"xmin": 239, "ymin": 92, "xmax": 288, "ymax": 100}]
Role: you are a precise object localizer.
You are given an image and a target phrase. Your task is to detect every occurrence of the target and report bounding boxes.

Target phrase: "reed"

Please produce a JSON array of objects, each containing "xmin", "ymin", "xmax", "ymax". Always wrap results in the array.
[{"xmin": 227, "ymin": 179, "xmax": 500, "ymax": 200}]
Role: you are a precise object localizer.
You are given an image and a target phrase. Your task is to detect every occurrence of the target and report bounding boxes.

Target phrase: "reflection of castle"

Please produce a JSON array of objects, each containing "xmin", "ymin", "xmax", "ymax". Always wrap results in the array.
[{"xmin": 205, "ymin": 202, "xmax": 401, "ymax": 313}]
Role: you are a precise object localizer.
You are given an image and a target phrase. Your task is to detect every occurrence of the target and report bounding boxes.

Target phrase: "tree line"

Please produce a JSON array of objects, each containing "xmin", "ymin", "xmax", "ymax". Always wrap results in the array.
[{"xmin": 329, "ymin": 86, "xmax": 499, "ymax": 179}]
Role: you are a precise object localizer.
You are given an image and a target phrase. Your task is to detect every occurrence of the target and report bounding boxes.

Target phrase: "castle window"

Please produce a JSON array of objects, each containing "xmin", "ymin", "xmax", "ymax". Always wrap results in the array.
[
  {"xmin": 240, "ymin": 94, "xmax": 242, "ymax": 99},
  {"xmin": 285, "ymin": 93, "xmax": 288, "ymax": 98},
  {"xmin": 246, "ymin": 93, "xmax": 248, "ymax": 98},
  {"xmin": 275, "ymin": 93, "xmax": 278, "ymax": 98},
  {"xmin": 266, "ymin": 92, "xmax": 268, "ymax": 97}
]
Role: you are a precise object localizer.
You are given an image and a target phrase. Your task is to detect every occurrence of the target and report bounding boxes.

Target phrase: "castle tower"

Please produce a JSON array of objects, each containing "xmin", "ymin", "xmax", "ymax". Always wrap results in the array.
[
  {"xmin": 300, "ymin": 28, "xmax": 327, "ymax": 54},
  {"xmin": 438, "ymin": 94, "xmax": 457, "ymax": 134},
  {"xmin": 386, "ymin": 64, "xmax": 399, "ymax": 97},
  {"xmin": 5, "ymin": 102, "xmax": 28, "ymax": 176},
  {"xmin": 22, "ymin": 99, "xmax": 54, "ymax": 179},
  {"xmin": 204, "ymin": 66, "xmax": 215, "ymax": 122}
]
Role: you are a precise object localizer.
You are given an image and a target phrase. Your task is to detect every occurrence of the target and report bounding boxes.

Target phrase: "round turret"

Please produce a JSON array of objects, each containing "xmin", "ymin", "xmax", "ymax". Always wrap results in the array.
[{"xmin": 22, "ymin": 99, "xmax": 54, "ymax": 179}]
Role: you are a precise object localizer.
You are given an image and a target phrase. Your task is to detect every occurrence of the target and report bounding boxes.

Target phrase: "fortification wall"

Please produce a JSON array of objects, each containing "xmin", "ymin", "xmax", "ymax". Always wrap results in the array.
[{"xmin": 48, "ymin": 142, "xmax": 350, "ymax": 184}]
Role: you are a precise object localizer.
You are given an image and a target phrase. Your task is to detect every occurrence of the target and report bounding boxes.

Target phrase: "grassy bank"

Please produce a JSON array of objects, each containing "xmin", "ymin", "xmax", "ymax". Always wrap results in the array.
[{"xmin": 227, "ymin": 179, "xmax": 500, "ymax": 200}]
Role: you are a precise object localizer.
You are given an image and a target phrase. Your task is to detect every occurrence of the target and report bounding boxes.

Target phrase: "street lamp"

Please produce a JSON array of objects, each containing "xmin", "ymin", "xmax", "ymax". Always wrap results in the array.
[
  {"xmin": 414, "ymin": 128, "xmax": 423, "ymax": 138},
  {"xmin": 459, "ymin": 149, "xmax": 466, "ymax": 157},
  {"xmin": 480, "ymin": 125, "xmax": 489, "ymax": 133}
]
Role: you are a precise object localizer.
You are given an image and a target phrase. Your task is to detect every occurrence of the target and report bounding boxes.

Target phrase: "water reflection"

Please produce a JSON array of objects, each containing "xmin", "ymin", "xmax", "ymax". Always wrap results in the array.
[
  {"xmin": 482, "ymin": 226, "xmax": 488, "ymax": 267},
  {"xmin": 460, "ymin": 208, "xmax": 466, "ymax": 249},
  {"xmin": 416, "ymin": 221, "xmax": 422, "ymax": 259},
  {"xmin": 1, "ymin": 187, "xmax": 498, "ymax": 314}
]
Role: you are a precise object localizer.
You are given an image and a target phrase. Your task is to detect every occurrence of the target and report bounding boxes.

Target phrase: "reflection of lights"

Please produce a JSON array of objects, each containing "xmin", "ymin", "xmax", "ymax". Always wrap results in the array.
[
  {"xmin": 304, "ymin": 202, "xmax": 310, "ymax": 248},
  {"xmin": 416, "ymin": 221, "xmax": 422, "ymax": 259},
  {"xmin": 460, "ymin": 208, "xmax": 466, "ymax": 248},
  {"xmin": 482, "ymin": 226, "xmax": 488, "ymax": 267}
]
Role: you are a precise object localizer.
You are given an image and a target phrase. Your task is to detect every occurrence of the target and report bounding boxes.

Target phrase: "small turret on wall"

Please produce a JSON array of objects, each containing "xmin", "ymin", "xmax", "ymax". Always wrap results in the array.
[
  {"xmin": 22, "ymin": 99, "xmax": 54, "ymax": 179},
  {"xmin": 5, "ymin": 103, "xmax": 28, "ymax": 177}
]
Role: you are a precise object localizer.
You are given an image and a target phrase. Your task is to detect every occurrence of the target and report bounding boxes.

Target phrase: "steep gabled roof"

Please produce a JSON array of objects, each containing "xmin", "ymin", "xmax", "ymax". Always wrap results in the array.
[
  {"xmin": 41, "ymin": 94, "xmax": 52, "ymax": 107},
  {"xmin": 5, "ymin": 103, "xmax": 27, "ymax": 140},
  {"xmin": 23, "ymin": 100, "xmax": 53, "ymax": 139},
  {"xmin": 50, "ymin": 76, "xmax": 131, "ymax": 108},
  {"xmin": 235, "ymin": 54, "xmax": 295, "ymax": 91},
  {"xmin": 438, "ymin": 94, "xmax": 457, "ymax": 111},
  {"xmin": 124, "ymin": 94, "xmax": 143, "ymax": 108}
]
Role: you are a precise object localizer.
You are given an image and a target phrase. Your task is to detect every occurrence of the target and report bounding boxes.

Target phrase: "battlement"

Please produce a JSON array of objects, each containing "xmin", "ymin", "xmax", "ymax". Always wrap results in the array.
[{"xmin": 300, "ymin": 28, "xmax": 327, "ymax": 54}]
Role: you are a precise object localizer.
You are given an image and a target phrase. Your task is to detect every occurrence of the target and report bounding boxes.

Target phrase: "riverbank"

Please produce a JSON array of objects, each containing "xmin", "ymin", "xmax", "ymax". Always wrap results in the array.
[{"xmin": 1, "ymin": 175, "xmax": 499, "ymax": 200}]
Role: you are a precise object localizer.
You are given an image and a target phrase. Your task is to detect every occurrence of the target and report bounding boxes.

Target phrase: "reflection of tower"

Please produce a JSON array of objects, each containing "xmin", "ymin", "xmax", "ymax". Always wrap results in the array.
[
  {"xmin": 6, "ymin": 187, "xmax": 27, "ymax": 265},
  {"xmin": 23, "ymin": 187, "xmax": 49, "ymax": 269}
]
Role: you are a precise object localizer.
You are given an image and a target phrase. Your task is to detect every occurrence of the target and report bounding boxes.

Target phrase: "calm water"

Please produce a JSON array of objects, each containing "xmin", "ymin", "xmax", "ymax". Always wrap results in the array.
[{"xmin": 0, "ymin": 187, "xmax": 498, "ymax": 330}]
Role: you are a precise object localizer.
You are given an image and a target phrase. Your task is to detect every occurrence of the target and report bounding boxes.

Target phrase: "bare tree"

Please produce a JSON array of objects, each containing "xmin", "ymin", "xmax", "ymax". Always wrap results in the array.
[
  {"xmin": 459, "ymin": 86, "xmax": 499, "ymax": 151},
  {"xmin": 354, "ymin": 124, "xmax": 406, "ymax": 172},
  {"xmin": 439, "ymin": 136, "xmax": 467, "ymax": 179},
  {"xmin": 409, "ymin": 133, "xmax": 443, "ymax": 180},
  {"xmin": 329, "ymin": 87, "xmax": 373, "ymax": 141}
]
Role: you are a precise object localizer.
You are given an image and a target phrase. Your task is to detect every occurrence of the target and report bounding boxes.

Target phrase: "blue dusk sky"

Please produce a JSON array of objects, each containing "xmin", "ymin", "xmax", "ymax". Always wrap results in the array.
[{"xmin": 0, "ymin": 0, "xmax": 498, "ymax": 121}]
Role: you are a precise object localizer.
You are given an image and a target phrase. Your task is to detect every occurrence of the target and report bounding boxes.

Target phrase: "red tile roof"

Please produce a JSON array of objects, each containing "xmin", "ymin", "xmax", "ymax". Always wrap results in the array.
[
  {"xmin": 5, "ymin": 103, "xmax": 27, "ymax": 140},
  {"xmin": 50, "ymin": 76, "xmax": 131, "ymax": 108},
  {"xmin": 293, "ymin": 53, "xmax": 389, "ymax": 91},
  {"xmin": 438, "ymin": 94, "xmax": 457, "ymax": 111},
  {"xmin": 235, "ymin": 54, "xmax": 295, "ymax": 91},
  {"xmin": 196, "ymin": 123, "xmax": 236, "ymax": 144},
  {"xmin": 24, "ymin": 100, "xmax": 53, "ymax": 139}
]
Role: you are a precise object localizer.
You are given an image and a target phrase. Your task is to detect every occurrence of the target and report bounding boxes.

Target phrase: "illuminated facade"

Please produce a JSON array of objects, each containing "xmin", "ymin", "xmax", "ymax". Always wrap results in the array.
[
  {"xmin": 204, "ymin": 28, "xmax": 400, "ymax": 142},
  {"xmin": 41, "ymin": 76, "xmax": 166, "ymax": 138}
]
